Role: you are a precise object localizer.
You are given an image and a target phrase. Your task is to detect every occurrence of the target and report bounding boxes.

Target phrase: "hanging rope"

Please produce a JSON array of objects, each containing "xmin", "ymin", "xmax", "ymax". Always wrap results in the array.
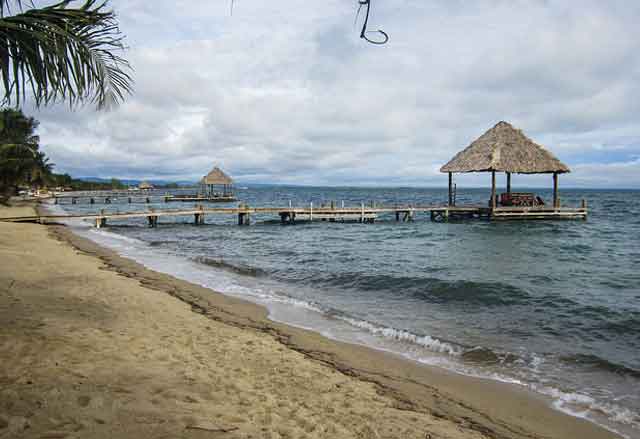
[
  {"xmin": 228, "ymin": 1, "xmax": 388, "ymax": 44},
  {"xmin": 356, "ymin": 0, "xmax": 389, "ymax": 45}
]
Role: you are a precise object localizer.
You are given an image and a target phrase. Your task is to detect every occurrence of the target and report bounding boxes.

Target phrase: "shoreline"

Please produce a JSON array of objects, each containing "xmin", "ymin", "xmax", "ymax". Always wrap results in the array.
[
  {"xmin": 46, "ymin": 205, "xmax": 621, "ymax": 439},
  {"xmin": 1, "ymin": 201, "xmax": 621, "ymax": 438}
]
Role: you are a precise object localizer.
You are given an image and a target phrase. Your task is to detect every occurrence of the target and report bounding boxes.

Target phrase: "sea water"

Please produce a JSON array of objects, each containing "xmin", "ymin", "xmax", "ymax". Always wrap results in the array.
[{"xmin": 51, "ymin": 186, "xmax": 640, "ymax": 438}]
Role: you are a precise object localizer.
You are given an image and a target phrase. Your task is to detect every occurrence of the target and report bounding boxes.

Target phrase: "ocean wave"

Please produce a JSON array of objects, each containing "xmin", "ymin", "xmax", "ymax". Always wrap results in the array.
[
  {"xmin": 560, "ymin": 354, "xmax": 640, "ymax": 379},
  {"xmin": 461, "ymin": 346, "xmax": 522, "ymax": 366},
  {"xmin": 315, "ymin": 273, "xmax": 530, "ymax": 307},
  {"xmin": 193, "ymin": 256, "xmax": 267, "ymax": 278},
  {"xmin": 539, "ymin": 386, "xmax": 640, "ymax": 434},
  {"xmin": 334, "ymin": 315, "xmax": 463, "ymax": 356}
]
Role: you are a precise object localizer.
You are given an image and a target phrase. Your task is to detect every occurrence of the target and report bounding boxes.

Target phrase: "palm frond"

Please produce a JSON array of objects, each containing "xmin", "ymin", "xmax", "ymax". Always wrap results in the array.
[{"xmin": 0, "ymin": 0, "xmax": 133, "ymax": 109}]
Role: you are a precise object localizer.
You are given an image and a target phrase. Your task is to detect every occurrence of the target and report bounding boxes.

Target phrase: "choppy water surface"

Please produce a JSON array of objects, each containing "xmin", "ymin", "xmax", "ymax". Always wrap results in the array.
[{"xmin": 55, "ymin": 187, "xmax": 640, "ymax": 437}]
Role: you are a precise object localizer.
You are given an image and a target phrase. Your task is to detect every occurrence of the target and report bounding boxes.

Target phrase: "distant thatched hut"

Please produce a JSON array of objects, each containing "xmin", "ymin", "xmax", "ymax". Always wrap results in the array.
[
  {"xmin": 440, "ymin": 121, "xmax": 570, "ymax": 208},
  {"xmin": 200, "ymin": 166, "xmax": 234, "ymax": 198},
  {"xmin": 138, "ymin": 181, "xmax": 154, "ymax": 191}
]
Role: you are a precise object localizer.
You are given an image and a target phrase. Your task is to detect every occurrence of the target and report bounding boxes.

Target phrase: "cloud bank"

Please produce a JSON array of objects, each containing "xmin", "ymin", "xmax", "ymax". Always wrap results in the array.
[{"xmin": 31, "ymin": 0, "xmax": 640, "ymax": 187}]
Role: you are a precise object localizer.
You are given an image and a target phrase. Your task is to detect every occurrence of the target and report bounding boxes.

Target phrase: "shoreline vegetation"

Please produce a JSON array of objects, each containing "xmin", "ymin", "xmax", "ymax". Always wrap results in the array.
[{"xmin": 0, "ymin": 201, "xmax": 619, "ymax": 439}]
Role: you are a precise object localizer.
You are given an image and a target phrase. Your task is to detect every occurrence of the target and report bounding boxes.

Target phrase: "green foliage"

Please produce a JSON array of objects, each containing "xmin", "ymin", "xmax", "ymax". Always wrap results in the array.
[
  {"xmin": 0, "ymin": 0, "xmax": 133, "ymax": 109},
  {"xmin": 0, "ymin": 107, "xmax": 53, "ymax": 202},
  {"xmin": 46, "ymin": 174, "xmax": 129, "ymax": 190}
]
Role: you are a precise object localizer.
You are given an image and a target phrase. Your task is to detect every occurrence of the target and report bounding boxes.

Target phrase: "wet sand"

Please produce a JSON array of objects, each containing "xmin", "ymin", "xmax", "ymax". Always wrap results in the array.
[{"xmin": 0, "ymin": 203, "xmax": 619, "ymax": 438}]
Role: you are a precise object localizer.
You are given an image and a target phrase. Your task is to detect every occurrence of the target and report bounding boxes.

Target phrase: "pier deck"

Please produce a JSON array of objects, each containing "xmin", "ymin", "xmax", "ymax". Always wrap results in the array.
[
  {"xmin": 0, "ymin": 203, "xmax": 588, "ymax": 227},
  {"xmin": 53, "ymin": 192, "xmax": 236, "ymax": 205}
]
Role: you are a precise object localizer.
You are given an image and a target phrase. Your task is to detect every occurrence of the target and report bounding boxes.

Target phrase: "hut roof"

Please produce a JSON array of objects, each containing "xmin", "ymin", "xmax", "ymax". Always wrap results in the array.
[
  {"xmin": 440, "ymin": 121, "xmax": 570, "ymax": 174},
  {"xmin": 138, "ymin": 181, "xmax": 154, "ymax": 189},
  {"xmin": 201, "ymin": 167, "xmax": 233, "ymax": 185}
]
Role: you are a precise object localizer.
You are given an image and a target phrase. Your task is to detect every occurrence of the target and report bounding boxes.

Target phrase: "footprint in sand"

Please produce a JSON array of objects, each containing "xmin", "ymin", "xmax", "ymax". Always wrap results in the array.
[{"xmin": 77, "ymin": 395, "xmax": 91, "ymax": 408}]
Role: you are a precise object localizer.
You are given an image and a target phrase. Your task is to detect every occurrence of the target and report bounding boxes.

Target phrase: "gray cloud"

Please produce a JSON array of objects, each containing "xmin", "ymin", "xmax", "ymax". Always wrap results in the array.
[{"xmin": 29, "ymin": 0, "xmax": 640, "ymax": 187}]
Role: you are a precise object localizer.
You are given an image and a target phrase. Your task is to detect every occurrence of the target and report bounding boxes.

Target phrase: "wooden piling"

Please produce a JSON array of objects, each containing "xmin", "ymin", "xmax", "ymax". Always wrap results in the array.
[
  {"xmin": 491, "ymin": 171, "xmax": 497, "ymax": 210},
  {"xmin": 553, "ymin": 172, "xmax": 559, "ymax": 208},
  {"xmin": 147, "ymin": 216, "xmax": 158, "ymax": 228}
]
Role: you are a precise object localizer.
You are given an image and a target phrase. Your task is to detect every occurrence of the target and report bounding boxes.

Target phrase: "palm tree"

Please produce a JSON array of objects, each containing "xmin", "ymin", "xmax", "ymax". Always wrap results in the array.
[
  {"xmin": 0, "ymin": 108, "xmax": 47, "ymax": 200},
  {"xmin": 0, "ymin": 0, "xmax": 133, "ymax": 109}
]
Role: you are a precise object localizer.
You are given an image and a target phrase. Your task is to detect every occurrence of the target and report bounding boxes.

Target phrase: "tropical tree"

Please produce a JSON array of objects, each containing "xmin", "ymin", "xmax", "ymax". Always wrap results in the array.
[
  {"xmin": 0, "ymin": 108, "xmax": 52, "ymax": 201},
  {"xmin": 0, "ymin": 0, "xmax": 133, "ymax": 109}
]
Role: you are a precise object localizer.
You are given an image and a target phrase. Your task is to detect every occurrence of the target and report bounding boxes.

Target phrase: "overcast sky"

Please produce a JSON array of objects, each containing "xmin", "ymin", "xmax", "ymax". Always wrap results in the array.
[{"xmin": 30, "ymin": 0, "xmax": 640, "ymax": 187}]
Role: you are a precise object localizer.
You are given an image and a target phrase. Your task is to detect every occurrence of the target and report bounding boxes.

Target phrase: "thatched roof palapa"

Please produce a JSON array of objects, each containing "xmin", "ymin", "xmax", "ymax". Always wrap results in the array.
[
  {"xmin": 201, "ymin": 167, "xmax": 234, "ymax": 185},
  {"xmin": 440, "ymin": 121, "xmax": 570, "ymax": 174},
  {"xmin": 138, "ymin": 181, "xmax": 154, "ymax": 189}
]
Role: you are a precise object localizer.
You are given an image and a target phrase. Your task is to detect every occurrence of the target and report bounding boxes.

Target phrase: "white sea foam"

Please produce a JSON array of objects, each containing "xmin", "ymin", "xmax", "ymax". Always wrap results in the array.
[{"xmin": 336, "ymin": 316, "xmax": 463, "ymax": 356}]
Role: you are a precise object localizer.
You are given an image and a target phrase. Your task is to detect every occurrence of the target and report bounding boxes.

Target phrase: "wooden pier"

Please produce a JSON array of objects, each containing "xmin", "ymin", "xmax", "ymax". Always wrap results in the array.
[
  {"xmin": 0, "ymin": 202, "xmax": 587, "ymax": 228},
  {"xmin": 53, "ymin": 191, "xmax": 237, "ymax": 205}
]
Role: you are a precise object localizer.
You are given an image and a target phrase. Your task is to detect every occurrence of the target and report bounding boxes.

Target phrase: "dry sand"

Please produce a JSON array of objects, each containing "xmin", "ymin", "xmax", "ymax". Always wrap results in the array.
[{"xmin": 0, "ymin": 203, "xmax": 619, "ymax": 439}]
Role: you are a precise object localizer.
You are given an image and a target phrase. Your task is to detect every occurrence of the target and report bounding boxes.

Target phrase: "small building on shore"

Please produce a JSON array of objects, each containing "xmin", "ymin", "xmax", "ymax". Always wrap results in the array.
[{"xmin": 199, "ymin": 166, "xmax": 234, "ymax": 198}]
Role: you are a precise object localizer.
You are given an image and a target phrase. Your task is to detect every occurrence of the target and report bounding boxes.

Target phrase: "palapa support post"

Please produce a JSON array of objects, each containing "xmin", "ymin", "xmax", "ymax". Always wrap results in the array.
[
  {"xmin": 448, "ymin": 172, "xmax": 453, "ymax": 206},
  {"xmin": 310, "ymin": 202, "xmax": 313, "ymax": 222},
  {"xmin": 238, "ymin": 206, "xmax": 250, "ymax": 225},
  {"xmin": 395, "ymin": 211, "xmax": 400, "ymax": 221},
  {"xmin": 553, "ymin": 172, "xmax": 559, "ymax": 208},
  {"xmin": 96, "ymin": 210, "xmax": 107, "ymax": 229},
  {"xmin": 360, "ymin": 202, "xmax": 365, "ymax": 223},
  {"xmin": 506, "ymin": 172, "xmax": 511, "ymax": 194},
  {"xmin": 491, "ymin": 171, "xmax": 497, "ymax": 210}
]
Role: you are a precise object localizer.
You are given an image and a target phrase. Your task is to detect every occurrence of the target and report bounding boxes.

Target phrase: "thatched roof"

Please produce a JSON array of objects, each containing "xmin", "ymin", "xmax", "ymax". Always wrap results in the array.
[
  {"xmin": 440, "ymin": 121, "xmax": 570, "ymax": 174},
  {"xmin": 201, "ymin": 167, "xmax": 233, "ymax": 185},
  {"xmin": 138, "ymin": 181, "xmax": 154, "ymax": 189}
]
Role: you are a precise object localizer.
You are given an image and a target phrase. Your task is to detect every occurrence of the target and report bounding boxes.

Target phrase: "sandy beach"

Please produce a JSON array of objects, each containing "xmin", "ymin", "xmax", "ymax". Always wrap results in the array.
[{"xmin": 0, "ymin": 202, "xmax": 620, "ymax": 439}]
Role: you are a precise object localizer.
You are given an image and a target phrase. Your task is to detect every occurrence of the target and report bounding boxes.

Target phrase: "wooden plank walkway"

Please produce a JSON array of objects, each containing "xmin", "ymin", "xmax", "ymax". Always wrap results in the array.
[
  {"xmin": 0, "ymin": 203, "xmax": 588, "ymax": 227},
  {"xmin": 53, "ymin": 193, "xmax": 236, "ymax": 204}
]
